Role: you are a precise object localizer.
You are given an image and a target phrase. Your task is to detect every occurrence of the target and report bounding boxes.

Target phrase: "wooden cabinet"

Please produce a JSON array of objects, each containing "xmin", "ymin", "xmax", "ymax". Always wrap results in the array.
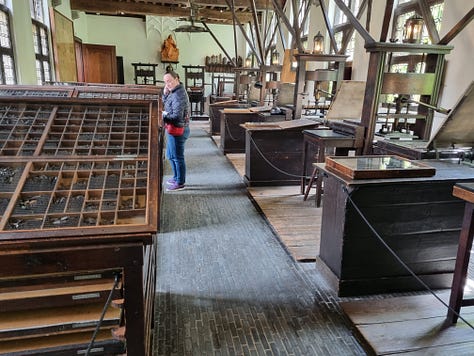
[
  {"xmin": 317, "ymin": 160, "xmax": 474, "ymax": 297},
  {"xmin": 0, "ymin": 87, "xmax": 162, "ymax": 355},
  {"xmin": 243, "ymin": 119, "xmax": 319, "ymax": 186},
  {"xmin": 219, "ymin": 108, "xmax": 289, "ymax": 154}
]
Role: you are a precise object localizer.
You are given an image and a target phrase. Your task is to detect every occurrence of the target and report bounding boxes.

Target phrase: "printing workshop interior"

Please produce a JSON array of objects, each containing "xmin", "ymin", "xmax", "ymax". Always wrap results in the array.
[{"xmin": 0, "ymin": 0, "xmax": 473, "ymax": 355}]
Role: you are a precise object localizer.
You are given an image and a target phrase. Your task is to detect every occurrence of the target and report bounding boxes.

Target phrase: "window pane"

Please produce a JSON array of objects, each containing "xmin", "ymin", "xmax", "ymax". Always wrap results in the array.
[
  {"xmin": 31, "ymin": 0, "xmax": 44, "ymax": 23},
  {"xmin": 32, "ymin": 24, "xmax": 39, "ymax": 54},
  {"xmin": 0, "ymin": 11, "xmax": 10, "ymax": 48},
  {"xmin": 40, "ymin": 27, "xmax": 48, "ymax": 56},
  {"xmin": 43, "ymin": 61, "xmax": 50, "ymax": 82},
  {"xmin": 3, "ymin": 54, "xmax": 15, "ymax": 84},
  {"xmin": 36, "ymin": 59, "xmax": 43, "ymax": 84}
]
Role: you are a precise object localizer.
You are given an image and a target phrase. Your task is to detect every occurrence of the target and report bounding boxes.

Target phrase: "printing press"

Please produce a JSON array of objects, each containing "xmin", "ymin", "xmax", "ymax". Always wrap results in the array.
[{"xmin": 376, "ymin": 81, "xmax": 473, "ymax": 166}]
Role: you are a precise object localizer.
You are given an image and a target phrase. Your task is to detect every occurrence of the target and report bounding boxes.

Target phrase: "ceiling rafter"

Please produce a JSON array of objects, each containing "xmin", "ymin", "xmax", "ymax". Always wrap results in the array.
[{"xmin": 70, "ymin": 0, "xmax": 264, "ymax": 24}]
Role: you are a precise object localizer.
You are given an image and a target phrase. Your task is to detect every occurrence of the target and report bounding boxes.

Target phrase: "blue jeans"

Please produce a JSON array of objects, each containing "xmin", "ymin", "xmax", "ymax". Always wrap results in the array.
[{"xmin": 166, "ymin": 126, "xmax": 190, "ymax": 185}]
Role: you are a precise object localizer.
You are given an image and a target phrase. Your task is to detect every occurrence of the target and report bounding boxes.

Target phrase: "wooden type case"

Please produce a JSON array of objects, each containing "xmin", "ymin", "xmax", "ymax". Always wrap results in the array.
[{"xmin": 0, "ymin": 92, "xmax": 161, "ymax": 355}]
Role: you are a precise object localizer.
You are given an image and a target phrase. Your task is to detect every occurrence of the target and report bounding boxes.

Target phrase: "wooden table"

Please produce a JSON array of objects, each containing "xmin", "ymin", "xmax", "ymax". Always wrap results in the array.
[{"xmin": 447, "ymin": 182, "xmax": 474, "ymax": 323}]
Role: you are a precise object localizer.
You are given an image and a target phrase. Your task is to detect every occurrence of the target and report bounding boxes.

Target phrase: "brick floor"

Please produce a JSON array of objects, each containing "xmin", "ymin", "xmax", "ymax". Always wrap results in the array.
[{"xmin": 153, "ymin": 123, "xmax": 367, "ymax": 356}]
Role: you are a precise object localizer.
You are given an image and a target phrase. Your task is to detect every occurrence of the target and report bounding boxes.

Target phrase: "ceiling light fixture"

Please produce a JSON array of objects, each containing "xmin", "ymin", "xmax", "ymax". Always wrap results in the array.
[{"xmin": 173, "ymin": 3, "xmax": 209, "ymax": 33}]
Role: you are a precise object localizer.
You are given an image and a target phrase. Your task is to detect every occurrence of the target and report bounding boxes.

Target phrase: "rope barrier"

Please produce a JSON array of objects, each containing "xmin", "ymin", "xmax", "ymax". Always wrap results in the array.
[{"xmin": 342, "ymin": 186, "xmax": 474, "ymax": 331}]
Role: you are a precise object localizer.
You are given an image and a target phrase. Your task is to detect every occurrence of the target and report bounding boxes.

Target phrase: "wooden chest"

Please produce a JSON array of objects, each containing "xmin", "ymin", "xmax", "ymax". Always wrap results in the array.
[
  {"xmin": 243, "ymin": 119, "xmax": 319, "ymax": 186},
  {"xmin": 220, "ymin": 109, "xmax": 288, "ymax": 154},
  {"xmin": 209, "ymin": 100, "xmax": 248, "ymax": 135}
]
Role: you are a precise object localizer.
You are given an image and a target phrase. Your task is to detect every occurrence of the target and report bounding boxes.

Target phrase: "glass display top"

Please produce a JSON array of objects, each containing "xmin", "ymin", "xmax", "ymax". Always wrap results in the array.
[{"xmin": 325, "ymin": 155, "xmax": 436, "ymax": 179}]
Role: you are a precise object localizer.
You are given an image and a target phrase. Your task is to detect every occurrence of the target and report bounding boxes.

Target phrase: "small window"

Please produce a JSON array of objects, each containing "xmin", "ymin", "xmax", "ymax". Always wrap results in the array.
[{"xmin": 30, "ymin": 0, "xmax": 45, "ymax": 23}]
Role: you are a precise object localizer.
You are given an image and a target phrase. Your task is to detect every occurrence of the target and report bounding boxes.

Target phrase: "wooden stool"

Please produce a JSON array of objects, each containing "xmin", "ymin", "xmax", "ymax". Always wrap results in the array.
[
  {"xmin": 447, "ymin": 182, "xmax": 474, "ymax": 323},
  {"xmin": 303, "ymin": 164, "xmax": 325, "ymax": 207},
  {"xmin": 301, "ymin": 129, "xmax": 360, "ymax": 206}
]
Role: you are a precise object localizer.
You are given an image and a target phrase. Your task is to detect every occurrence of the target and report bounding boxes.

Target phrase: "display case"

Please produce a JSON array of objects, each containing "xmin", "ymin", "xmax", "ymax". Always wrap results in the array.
[
  {"xmin": 243, "ymin": 119, "xmax": 319, "ymax": 186},
  {"xmin": 0, "ymin": 95, "xmax": 162, "ymax": 355},
  {"xmin": 324, "ymin": 155, "xmax": 436, "ymax": 180}
]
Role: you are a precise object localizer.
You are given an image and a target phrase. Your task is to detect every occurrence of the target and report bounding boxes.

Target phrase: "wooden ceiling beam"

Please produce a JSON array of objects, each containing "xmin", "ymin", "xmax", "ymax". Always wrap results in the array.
[
  {"xmin": 70, "ymin": 0, "xmax": 254, "ymax": 23},
  {"xmin": 159, "ymin": 0, "xmax": 270, "ymax": 8}
]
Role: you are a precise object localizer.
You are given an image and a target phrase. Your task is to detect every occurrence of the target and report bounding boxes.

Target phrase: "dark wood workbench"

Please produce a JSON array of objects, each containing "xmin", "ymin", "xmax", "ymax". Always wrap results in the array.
[{"xmin": 220, "ymin": 108, "xmax": 288, "ymax": 154}]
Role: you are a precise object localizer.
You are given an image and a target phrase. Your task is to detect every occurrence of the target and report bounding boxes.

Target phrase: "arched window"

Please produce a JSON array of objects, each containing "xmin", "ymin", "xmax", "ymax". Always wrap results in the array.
[{"xmin": 0, "ymin": 1, "xmax": 16, "ymax": 84}]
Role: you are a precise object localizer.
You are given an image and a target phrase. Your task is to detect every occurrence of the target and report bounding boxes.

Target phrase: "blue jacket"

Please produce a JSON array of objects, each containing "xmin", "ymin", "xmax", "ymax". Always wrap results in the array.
[{"xmin": 162, "ymin": 83, "xmax": 190, "ymax": 127}]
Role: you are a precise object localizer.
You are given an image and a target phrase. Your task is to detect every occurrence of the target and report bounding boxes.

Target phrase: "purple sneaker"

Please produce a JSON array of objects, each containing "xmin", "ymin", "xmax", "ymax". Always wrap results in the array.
[
  {"xmin": 166, "ymin": 182, "xmax": 185, "ymax": 191},
  {"xmin": 166, "ymin": 178, "xmax": 176, "ymax": 185}
]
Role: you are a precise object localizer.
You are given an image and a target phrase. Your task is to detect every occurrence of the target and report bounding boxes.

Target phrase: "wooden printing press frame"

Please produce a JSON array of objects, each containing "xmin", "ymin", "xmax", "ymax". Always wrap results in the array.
[
  {"xmin": 375, "ymin": 80, "xmax": 474, "ymax": 160},
  {"xmin": 0, "ymin": 92, "xmax": 162, "ymax": 355}
]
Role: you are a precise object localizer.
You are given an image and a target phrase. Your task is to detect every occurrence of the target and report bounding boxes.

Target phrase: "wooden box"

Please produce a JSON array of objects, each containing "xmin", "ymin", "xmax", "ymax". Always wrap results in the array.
[
  {"xmin": 243, "ymin": 119, "xmax": 319, "ymax": 186},
  {"xmin": 209, "ymin": 100, "xmax": 248, "ymax": 135},
  {"xmin": 219, "ymin": 109, "xmax": 267, "ymax": 154}
]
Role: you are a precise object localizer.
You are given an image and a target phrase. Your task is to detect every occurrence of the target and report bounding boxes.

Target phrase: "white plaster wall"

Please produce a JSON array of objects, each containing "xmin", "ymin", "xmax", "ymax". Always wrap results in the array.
[
  {"xmin": 433, "ymin": 1, "xmax": 474, "ymax": 135},
  {"xmin": 77, "ymin": 14, "xmax": 245, "ymax": 90}
]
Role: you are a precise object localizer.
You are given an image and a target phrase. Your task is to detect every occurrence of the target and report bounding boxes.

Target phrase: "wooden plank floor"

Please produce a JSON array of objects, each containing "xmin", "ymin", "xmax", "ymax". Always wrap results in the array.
[
  {"xmin": 340, "ymin": 292, "xmax": 474, "ymax": 355},
  {"xmin": 225, "ymin": 152, "xmax": 321, "ymax": 262},
  {"xmin": 209, "ymin": 126, "xmax": 474, "ymax": 355}
]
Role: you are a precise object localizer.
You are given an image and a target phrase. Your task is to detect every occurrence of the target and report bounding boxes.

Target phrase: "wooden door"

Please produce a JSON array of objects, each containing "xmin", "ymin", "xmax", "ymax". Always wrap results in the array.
[{"xmin": 82, "ymin": 44, "xmax": 117, "ymax": 84}]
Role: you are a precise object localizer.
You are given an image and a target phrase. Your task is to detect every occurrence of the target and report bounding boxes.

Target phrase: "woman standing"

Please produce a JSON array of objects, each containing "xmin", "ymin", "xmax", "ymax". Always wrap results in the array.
[{"xmin": 162, "ymin": 71, "xmax": 190, "ymax": 191}]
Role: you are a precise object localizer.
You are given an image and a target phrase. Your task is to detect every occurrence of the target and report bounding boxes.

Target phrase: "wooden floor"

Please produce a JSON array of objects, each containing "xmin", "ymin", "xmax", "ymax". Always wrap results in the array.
[
  {"xmin": 340, "ymin": 292, "xmax": 474, "ymax": 355},
  {"xmin": 218, "ymin": 136, "xmax": 321, "ymax": 262},
  {"xmin": 206, "ymin": 125, "xmax": 474, "ymax": 355}
]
